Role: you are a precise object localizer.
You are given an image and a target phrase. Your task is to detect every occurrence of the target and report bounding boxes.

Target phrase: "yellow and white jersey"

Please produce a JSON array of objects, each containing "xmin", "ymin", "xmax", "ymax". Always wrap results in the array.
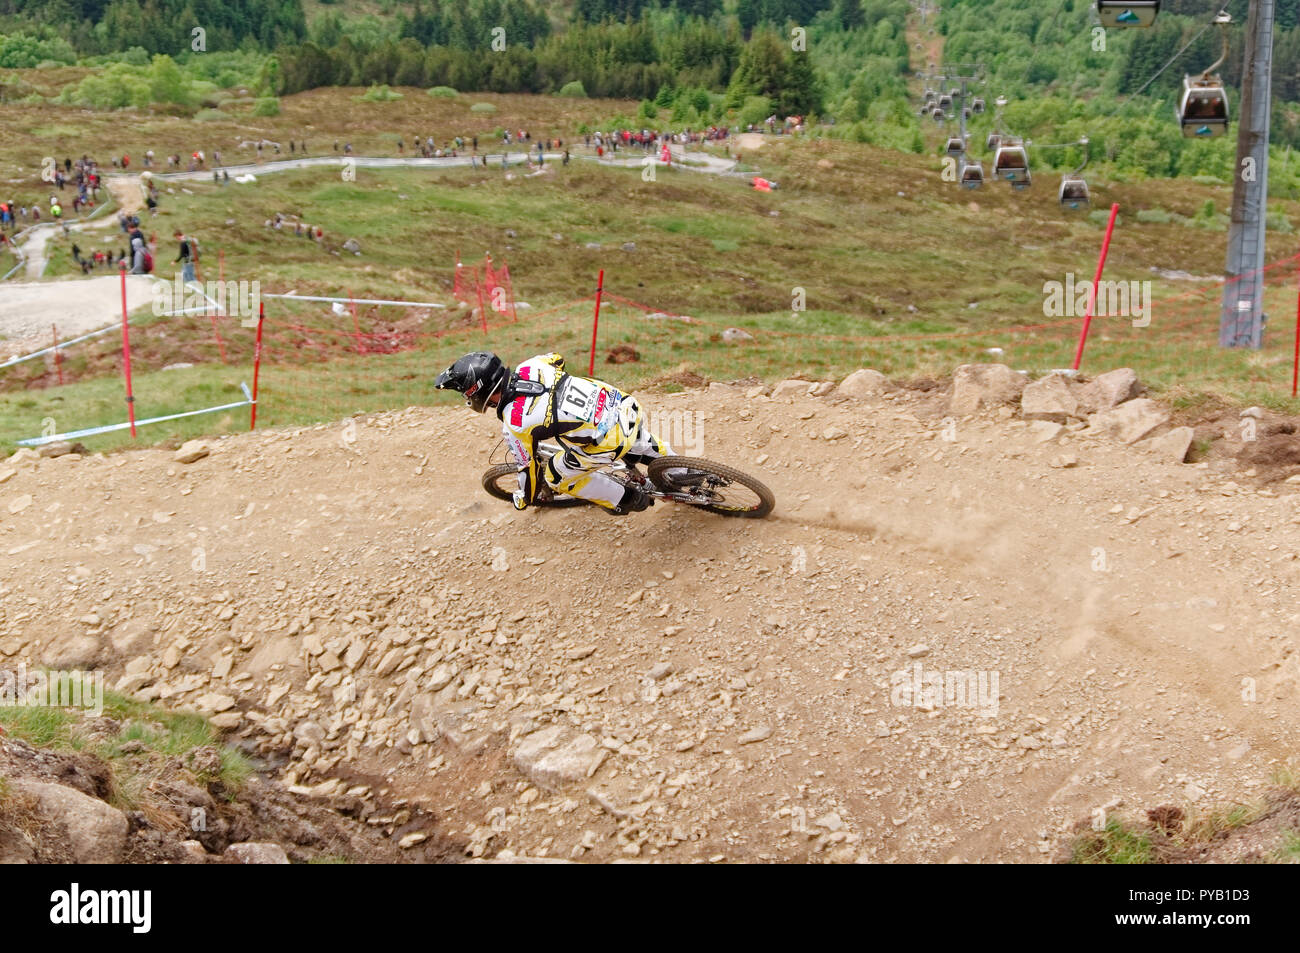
[{"xmin": 499, "ymin": 353, "xmax": 659, "ymax": 510}]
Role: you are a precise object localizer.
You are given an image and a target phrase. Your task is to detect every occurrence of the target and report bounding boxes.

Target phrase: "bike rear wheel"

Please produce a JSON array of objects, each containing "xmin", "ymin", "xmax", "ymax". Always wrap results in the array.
[
  {"xmin": 481, "ymin": 464, "xmax": 587, "ymax": 508},
  {"xmin": 647, "ymin": 456, "xmax": 775, "ymax": 518}
]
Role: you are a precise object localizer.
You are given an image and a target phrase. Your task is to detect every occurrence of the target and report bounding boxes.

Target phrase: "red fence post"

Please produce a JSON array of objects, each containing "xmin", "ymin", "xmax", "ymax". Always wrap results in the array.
[
  {"xmin": 589, "ymin": 269, "xmax": 605, "ymax": 376},
  {"xmin": 1292, "ymin": 262, "xmax": 1299, "ymax": 399},
  {"xmin": 119, "ymin": 262, "xmax": 137, "ymax": 438},
  {"xmin": 251, "ymin": 300, "xmax": 265, "ymax": 430},
  {"xmin": 501, "ymin": 262, "xmax": 518, "ymax": 322},
  {"xmin": 347, "ymin": 289, "xmax": 363, "ymax": 354},
  {"xmin": 476, "ymin": 269, "xmax": 489, "ymax": 333},
  {"xmin": 52, "ymin": 324, "xmax": 63, "ymax": 386},
  {"xmin": 1071, "ymin": 202, "xmax": 1120, "ymax": 372}
]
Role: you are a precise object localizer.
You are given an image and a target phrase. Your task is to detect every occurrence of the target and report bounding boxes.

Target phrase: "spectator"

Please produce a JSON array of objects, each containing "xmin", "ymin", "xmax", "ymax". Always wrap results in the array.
[
  {"xmin": 173, "ymin": 230, "xmax": 195, "ymax": 284},
  {"xmin": 130, "ymin": 235, "xmax": 146, "ymax": 274}
]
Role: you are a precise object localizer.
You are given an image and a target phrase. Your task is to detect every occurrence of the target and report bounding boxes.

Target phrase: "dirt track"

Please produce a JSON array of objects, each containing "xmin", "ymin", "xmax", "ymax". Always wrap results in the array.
[{"xmin": 1, "ymin": 378, "xmax": 1297, "ymax": 861}]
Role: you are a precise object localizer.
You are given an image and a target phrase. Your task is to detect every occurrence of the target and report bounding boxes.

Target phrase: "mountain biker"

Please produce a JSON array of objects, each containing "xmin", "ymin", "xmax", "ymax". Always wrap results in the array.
[{"xmin": 435, "ymin": 351, "xmax": 682, "ymax": 515}]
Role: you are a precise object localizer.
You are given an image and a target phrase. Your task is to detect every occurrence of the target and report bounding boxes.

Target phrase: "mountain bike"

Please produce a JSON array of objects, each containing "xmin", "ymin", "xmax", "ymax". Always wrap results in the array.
[{"xmin": 481, "ymin": 443, "xmax": 775, "ymax": 518}]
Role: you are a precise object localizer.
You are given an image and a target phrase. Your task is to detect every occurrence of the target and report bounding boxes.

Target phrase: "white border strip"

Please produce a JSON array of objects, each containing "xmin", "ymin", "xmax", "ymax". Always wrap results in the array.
[
  {"xmin": 17, "ymin": 383, "xmax": 253, "ymax": 446},
  {"xmin": 264, "ymin": 292, "xmax": 446, "ymax": 308},
  {"xmin": 0, "ymin": 321, "xmax": 120, "ymax": 368}
]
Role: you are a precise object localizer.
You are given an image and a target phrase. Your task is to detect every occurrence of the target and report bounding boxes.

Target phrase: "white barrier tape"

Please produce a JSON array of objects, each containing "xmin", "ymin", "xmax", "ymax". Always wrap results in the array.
[
  {"xmin": 3, "ymin": 275, "xmax": 192, "ymax": 367},
  {"xmin": 264, "ymin": 292, "xmax": 446, "ymax": 308},
  {"xmin": 0, "ymin": 321, "xmax": 121, "ymax": 368},
  {"xmin": 17, "ymin": 382, "xmax": 253, "ymax": 446}
]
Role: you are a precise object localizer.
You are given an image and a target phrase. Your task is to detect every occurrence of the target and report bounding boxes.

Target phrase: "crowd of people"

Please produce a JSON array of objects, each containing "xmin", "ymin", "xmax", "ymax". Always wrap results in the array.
[
  {"xmin": 2, "ymin": 155, "xmax": 106, "ymax": 238},
  {"xmin": 583, "ymin": 125, "xmax": 733, "ymax": 156},
  {"xmin": 266, "ymin": 211, "xmax": 325, "ymax": 244}
]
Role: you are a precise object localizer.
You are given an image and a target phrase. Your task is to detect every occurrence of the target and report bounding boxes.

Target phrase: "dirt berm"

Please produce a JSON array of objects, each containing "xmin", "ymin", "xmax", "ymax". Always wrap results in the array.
[{"xmin": 1, "ymin": 365, "xmax": 1298, "ymax": 862}]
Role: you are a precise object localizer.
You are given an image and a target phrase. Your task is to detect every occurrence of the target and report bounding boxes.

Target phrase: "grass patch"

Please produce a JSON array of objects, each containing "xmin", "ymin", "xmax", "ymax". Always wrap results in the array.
[
  {"xmin": 1070, "ymin": 818, "xmax": 1155, "ymax": 864},
  {"xmin": 0, "ymin": 704, "xmax": 77, "ymax": 748},
  {"xmin": 0, "ymin": 684, "xmax": 252, "ymax": 810},
  {"xmin": 1273, "ymin": 829, "xmax": 1300, "ymax": 862}
]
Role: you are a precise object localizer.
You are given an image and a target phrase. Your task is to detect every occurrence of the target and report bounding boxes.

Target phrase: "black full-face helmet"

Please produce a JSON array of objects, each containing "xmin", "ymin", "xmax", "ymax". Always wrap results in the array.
[{"xmin": 435, "ymin": 351, "xmax": 509, "ymax": 413}]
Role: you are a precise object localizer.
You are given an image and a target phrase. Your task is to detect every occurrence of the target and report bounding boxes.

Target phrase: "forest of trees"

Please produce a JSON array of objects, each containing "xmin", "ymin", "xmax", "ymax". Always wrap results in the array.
[{"xmin": 10, "ymin": 0, "xmax": 1300, "ymax": 175}]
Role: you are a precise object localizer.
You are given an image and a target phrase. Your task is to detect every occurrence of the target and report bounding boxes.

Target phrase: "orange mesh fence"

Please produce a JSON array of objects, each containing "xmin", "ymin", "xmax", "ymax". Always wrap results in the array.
[{"xmin": 4, "ymin": 251, "xmax": 1298, "ymax": 450}]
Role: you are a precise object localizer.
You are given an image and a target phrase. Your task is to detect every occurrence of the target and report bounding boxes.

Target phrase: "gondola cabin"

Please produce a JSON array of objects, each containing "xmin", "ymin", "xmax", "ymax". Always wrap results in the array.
[
  {"xmin": 1096, "ymin": 1, "xmax": 1159, "ymax": 29},
  {"xmin": 1059, "ymin": 174, "xmax": 1090, "ymax": 210},
  {"xmin": 972, "ymin": 98, "xmax": 986, "ymax": 114},
  {"xmin": 960, "ymin": 161, "xmax": 984, "ymax": 190},
  {"xmin": 1179, "ymin": 76, "xmax": 1229, "ymax": 137},
  {"xmin": 993, "ymin": 139, "xmax": 1029, "ymax": 183},
  {"xmin": 963, "ymin": 106, "xmax": 972, "ymax": 119},
  {"xmin": 938, "ymin": 94, "xmax": 953, "ymax": 112},
  {"xmin": 945, "ymin": 136, "xmax": 965, "ymax": 157},
  {"xmin": 986, "ymin": 133, "xmax": 1001, "ymax": 152},
  {"xmin": 932, "ymin": 106, "xmax": 945, "ymax": 122}
]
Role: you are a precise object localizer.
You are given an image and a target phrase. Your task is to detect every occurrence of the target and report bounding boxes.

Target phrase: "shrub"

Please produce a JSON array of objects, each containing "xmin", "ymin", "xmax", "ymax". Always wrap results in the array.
[
  {"xmin": 470, "ymin": 102, "xmax": 496, "ymax": 113},
  {"xmin": 558, "ymin": 80, "xmax": 587, "ymax": 98},
  {"xmin": 739, "ymin": 95, "xmax": 773, "ymax": 127},
  {"xmin": 360, "ymin": 84, "xmax": 402, "ymax": 102},
  {"xmin": 427, "ymin": 85, "xmax": 458, "ymax": 97},
  {"xmin": 1266, "ymin": 212, "xmax": 1293, "ymax": 233},
  {"xmin": 1135, "ymin": 208, "xmax": 1171, "ymax": 224},
  {"xmin": 252, "ymin": 96, "xmax": 280, "ymax": 116}
]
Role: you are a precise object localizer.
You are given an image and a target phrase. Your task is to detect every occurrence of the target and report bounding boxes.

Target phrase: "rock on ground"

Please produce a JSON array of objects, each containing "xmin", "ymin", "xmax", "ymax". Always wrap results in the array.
[
  {"xmin": 837, "ymin": 368, "xmax": 889, "ymax": 399},
  {"xmin": 950, "ymin": 364, "xmax": 1026, "ymax": 415},
  {"xmin": 771, "ymin": 379, "xmax": 814, "ymax": 399},
  {"xmin": 1079, "ymin": 367, "xmax": 1142, "ymax": 413},
  {"xmin": 1139, "ymin": 426, "xmax": 1195, "ymax": 464},
  {"xmin": 174, "ymin": 440, "xmax": 210, "ymax": 464},
  {"xmin": 224, "ymin": 841, "xmax": 291, "ymax": 864},
  {"xmin": 1020, "ymin": 373, "xmax": 1080, "ymax": 423},
  {"xmin": 1086, "ymin": 398, "xmax": 1169, "ymax": 445},
  {"xmin": 512, "ymin": 726, "xmax": 606, "ymax": 790},
  {"xmin": 10, "ymin": 778, "xmax": 128, "ymax": 864}
]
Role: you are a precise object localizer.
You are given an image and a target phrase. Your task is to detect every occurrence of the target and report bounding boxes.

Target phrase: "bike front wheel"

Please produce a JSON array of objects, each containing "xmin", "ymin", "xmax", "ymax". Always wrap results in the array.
[{"xmin": 647, "ymin": 456, "xmax": 775, "ymax": 518}]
